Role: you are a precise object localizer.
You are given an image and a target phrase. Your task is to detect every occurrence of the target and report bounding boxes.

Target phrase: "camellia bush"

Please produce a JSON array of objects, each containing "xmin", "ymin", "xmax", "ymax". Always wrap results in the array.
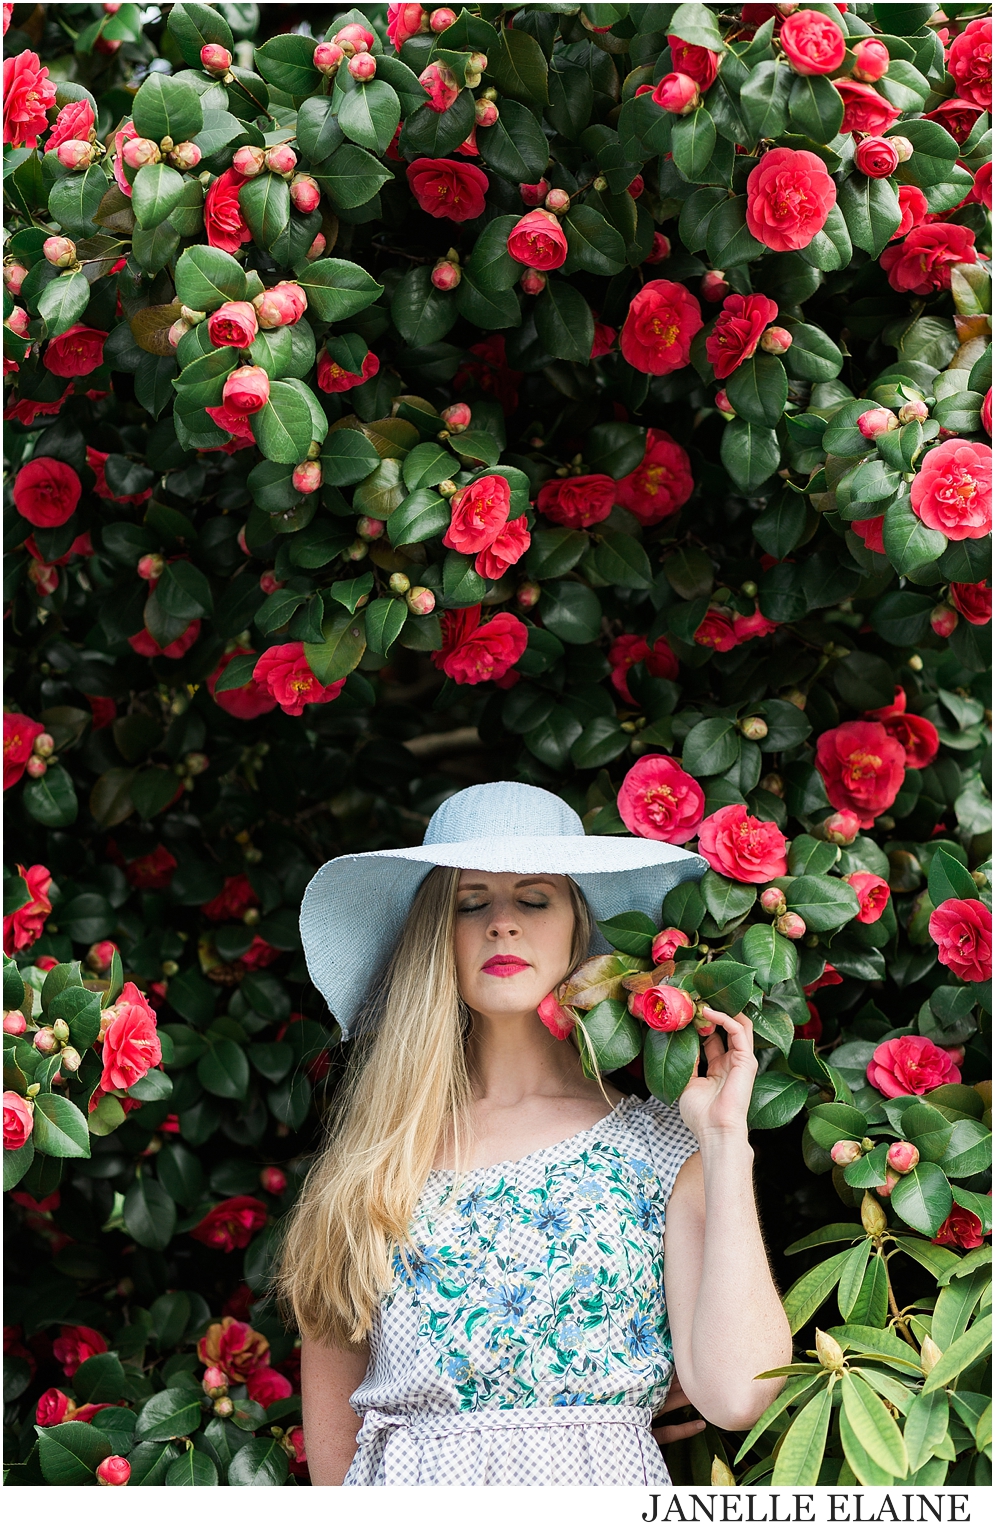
[{"xmin": 2, "ymin": 0, "xmax": 992, "ymax": 1493}]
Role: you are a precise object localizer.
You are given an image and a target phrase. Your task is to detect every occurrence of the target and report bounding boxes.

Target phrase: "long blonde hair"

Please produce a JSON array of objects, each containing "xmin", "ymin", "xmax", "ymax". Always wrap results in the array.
[{"xmin": 278, "ymin": 864, "xmax": 593, "ymax": 1345}]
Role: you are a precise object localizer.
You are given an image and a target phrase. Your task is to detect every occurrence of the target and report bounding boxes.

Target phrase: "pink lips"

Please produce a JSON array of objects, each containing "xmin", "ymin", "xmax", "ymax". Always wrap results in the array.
[{"xmin": 481, "ymin": 954, "xmax": 530, "ymax": 977}]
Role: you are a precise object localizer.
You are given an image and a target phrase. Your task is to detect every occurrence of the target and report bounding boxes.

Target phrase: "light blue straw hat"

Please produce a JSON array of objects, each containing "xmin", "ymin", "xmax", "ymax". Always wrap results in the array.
[{"xmin": 300, "ymin": 781, "xmax": 706, "ymax": 1039}]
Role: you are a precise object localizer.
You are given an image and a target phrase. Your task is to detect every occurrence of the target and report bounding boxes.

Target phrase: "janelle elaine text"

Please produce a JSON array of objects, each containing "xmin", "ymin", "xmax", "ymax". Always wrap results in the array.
[{"xmin": 640, "ymin": 1492, "xmax": 974, "ymax": 1524}]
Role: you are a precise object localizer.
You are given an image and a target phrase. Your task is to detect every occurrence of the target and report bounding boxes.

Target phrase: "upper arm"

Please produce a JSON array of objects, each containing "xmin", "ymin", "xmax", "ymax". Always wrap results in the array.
[
  {"xmin": 661, "ymin": 1151, "xmax": 706, "ymax": 1364},
  {"xmin": 300, "ymin": 1337, "xmax": 371, "ymax": 1486}
]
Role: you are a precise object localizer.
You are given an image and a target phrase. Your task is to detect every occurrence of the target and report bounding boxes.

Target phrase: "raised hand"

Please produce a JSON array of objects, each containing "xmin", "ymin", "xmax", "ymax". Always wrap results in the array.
[{"xmin": 677, "ymin": 1007, "xmax": 758, "ymax": 1143}]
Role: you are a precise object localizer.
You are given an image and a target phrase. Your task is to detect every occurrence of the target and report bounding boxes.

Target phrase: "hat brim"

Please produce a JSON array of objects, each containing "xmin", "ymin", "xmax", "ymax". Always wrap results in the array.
[{"xmin": 300, "ymin": 837, "xmax": 706, "ymax": 1039}]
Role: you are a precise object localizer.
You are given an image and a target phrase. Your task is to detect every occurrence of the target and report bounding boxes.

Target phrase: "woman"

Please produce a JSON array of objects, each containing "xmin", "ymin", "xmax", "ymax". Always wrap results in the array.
[{"xmin": 281, "ymin": 781, "xmax": 792, "ymax": 1486}]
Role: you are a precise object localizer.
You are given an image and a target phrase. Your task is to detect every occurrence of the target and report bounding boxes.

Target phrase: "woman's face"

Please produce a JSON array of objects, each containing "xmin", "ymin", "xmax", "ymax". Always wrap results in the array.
[{"xmin": 453, "ymin": 870, "xmax": 577, "ymax": 1019}]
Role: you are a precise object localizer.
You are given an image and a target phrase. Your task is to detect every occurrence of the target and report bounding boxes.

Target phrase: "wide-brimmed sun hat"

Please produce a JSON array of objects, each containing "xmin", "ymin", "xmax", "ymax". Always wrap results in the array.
[{"xmin": 300, "ymin": 781, "xmax": 706, "ymax": 1038}]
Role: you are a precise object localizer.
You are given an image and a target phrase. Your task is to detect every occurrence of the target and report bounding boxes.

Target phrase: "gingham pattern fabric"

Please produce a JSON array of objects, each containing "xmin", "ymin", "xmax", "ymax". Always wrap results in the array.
[{"xmin": 344, "ymin": 1094, "xmax": 698, "ymax": 1486}]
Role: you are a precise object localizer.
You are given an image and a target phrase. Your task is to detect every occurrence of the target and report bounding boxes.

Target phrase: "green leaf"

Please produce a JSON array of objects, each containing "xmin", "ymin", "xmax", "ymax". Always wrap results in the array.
[
  {"xmin": 322, "ymin": 428, "xmax": 381, "ymax": 487},
  {"xmin": 785, "ymin": 876, "xmax": 860, "ymax": 932},
  {"xmin": 129, "ymin": 1440, "xmax": 183, "ymax": 1485},
  {"xmin": 838, "ymin": 174, "xmax": 902, "ymax": 258},
  {"xmin": 254, "ymin": 380, "xmax": 317, "ymax": 465},
  {"xmin": 578, "ymin": 997, "xmax": 643, "ymax": 1073},
  {"xmin": 135, "ymin": 1387, "xmax": 203, "ymax": 1441},
  {"xmin": 721, "ymin": 418, "xmax": 780, "ymax": 492},
  {"xmin": 921, "ymin": 1315, "xmax": 993, "ymax": 1394},
  {"xmin": 37, "ymin": 271, "xmax": 90, "ymax": 339},
  {"xmin": 477, "ymin": 100, "xmax": 550, "ymax": 183},
  {"xmin": 927, "ymin": 847, "xmax": 978, "ymax": 907},
  {"xmin": 23, "ymin": 764, "xmax": 78, "ymax": 828},
  {"xmin": 890, "ymin": 1161, "xmax": 954, "ymax": 1238},
  {"xmin": 742, "ymin": 923, "xmax": 798, "ymax": 990},
  {"xmin": 73, "ymin": 1351, "xmax": 127, "ymax": 1404},
  {"xmin": 669, "ymin": 2, "xmax": 725, "ymax": 49},
  {"xmin": 387, "ymin": 487, "xmax": 450, "ymax": 546},
  {"xmin": 254, "ymin": 34, "xmax": 320, "ymax": 98},
  {"xmin": 563, "ymin": 204, "xmax": 626, "ymax": 278},
  {"xmin": 227, "ymin": 1437, "xmax": 290, "ymax": 1486},
  {"xmin": 770, "ymin": 1380, "xmax": 834, "ymax": 1485},
  {"xmin": 304, "ymin": 608, "xmax": 367, "ymax": 683},
  {"xmin": 47, "ymin": 164, "xmax": 108, "ymax": 238},
  {"xmin": 841, "ymin": 1369, "xmax": 908, "ymax": 1481},
  {"xmin": 38, "ymin": 1421, "xmax": 113, "ymax": 1485},
  {"xmin": 166, "ymin": 1448, "xmax": 219, "ymax": 1487},
  {"xmin": 339, "ymin": 80, "xmax": 401, "ymax": 157},
  {"xmin": 748, "ymin": 1071, "xmax": 810, "ymax": 1132},
  {"xmin": 167, "ymin": 2, "xmax": 234, "ymax": 70},
  {"xmin": 363, "ymin": 597, "xmax": 408, "ymax": 658},
  {"xmin": 313, "ymin": 142, "xmax": 392, "ymax": 210},
  {"xmin": 788, "ymin": 74, "xmax": 843, "ymax": 142},
  {"xmin": 239, "ymin": 173, "xmax": 290, "ymax": 249},
  {"xmin": 131, "ymin": 162, "xmax": 186, "ymax": 231},
  {"xmin": 298, "ymin": 257, "xmax": 384, "ymax": 321},
  {"xmin": 883, "ymin": 497, "xmax": 946, "ymax": 579},
  {"xmin": 487, "ymin": 27, "xmax": 549, "ymax": 105},
  {"xmin": 783, "ymin": 322, "xmax": 843, "ymax": 383},
  {"xmin": 694, "ymin": 959, "xmax": 756, "ymax": 1017},
  {"xmin": 132, "ymin": 74, "xmax": 203, "ymax": 143},
  {"xmin": 197, "ymin": 1037, "xmax": 250, "ymax": 1099},
  {"xmin": 701, "ymin": 871, "xmax": 756, "ymax": 927},
  {"xmin": 904, "ymin": 1389, "xmax": 950, "ymax": 1475},
  {"xmin": 596, "ymin": 910, "xmax": 658, "ymax": 960},
  {"xmin": 644, "ymin": 1024, "xmax": 701, "ymax": 1106},
  {"xmin": 782, "ymin": 1248, "xmax": 851, "ymax": 1332},
  {"xmin": 174, "ymin": 245, "xmax": 247, "ymax": 311},
  {"xmin": 671, "ymin": 109, "xmax": 717, "ymax": 182},
  {"xmin": 31, "ymin": 1093, "xmax": 90, "ymax": 1158},
  {"xmin": 538, "ymin": 580, "xmax": 602, "ymax": 645},
  {"xmin": 725, "ymin": 353, "xmax": 788, "ymax": 429},
  {"xmin": 123, "ymin": 1175, "xmax": 176, "ymax": 1251},
  {"xmin": 295, "ymin": 96, "xmax": 345, "ymax": 162},
  {"xmin": 682, "ymin": 717, "xmax": 740, "ymax": 777},
  {"xmin": 535, "ymin": 280, "xmax": 594, "ymax": 364}
]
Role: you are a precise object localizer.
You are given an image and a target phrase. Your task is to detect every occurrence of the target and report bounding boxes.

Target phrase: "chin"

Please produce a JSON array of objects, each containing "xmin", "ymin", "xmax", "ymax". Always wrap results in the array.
[{"xmin": 467, "ymin": 977, "xmax": 549, "ymax": 1016}]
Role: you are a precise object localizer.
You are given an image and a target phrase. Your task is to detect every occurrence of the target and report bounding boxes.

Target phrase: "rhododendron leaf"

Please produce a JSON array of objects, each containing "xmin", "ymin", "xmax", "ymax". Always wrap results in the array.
[
  {"xmin": 31, "ymin": 1092, "xmax": 90, "ymax": 1158},
  {"xmin": 644, "ymin": 1023, "xmax": 700, "ymax": 1106},
  {"xmin": 890, "ymin": 1161, "xmax": 953, "ymax": 1238}
]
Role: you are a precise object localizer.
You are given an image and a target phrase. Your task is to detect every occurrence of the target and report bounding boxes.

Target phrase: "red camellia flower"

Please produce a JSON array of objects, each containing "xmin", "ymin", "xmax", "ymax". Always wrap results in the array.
[
  {"xmin": 3, "ymin": 1090, "xmax": 33, "ymax": 1151},
  {"xmin": 608, "ymin": 633, "xmax": 679, "ymax": 706},
  {"xmin": 197, "ymin": 1316, "xmax": 270, "ymax": 1380},
  {"xmin": 591, "ymin": 319, "xmax": 616, "ymax": 358},
  {"xmin": 454, "ymin": 335, "xmax": 523, "ymax": 413},
  {"xmin": 53, "ymin": 1325, "xmax": 108, "ymax": 1378},
  {"xmin": 969, "ymin": 162, "xmax": 992, "ymax": 211},
  {"xmin": 252, "ymin": 643, "xmax": 346, "ymax": 716},
  {"xmin": 3, "ymin": 863, "xmax": 52, "ymax": 955},
  {"xmin": 928, "ymin": 898, "xmax": 992, "ymax": 983},
  {"xmin": 866, "ymin": 1035, "xmax": 962, "ymax": 1098},
  {"xmin": 537, "ymin": 473, "xmax": 615, "ymax": 530},
  {"xmin": 949, "ymin": 581, "xmax": 992, "ymax": 625},
  {"xmin": 732, "ymin": 606, "xmax": 779, "ymax": 642},
  {"xmin": 3, "ymin": 50, "xmax": 56, "ymax": 147},
  {"xmin": 43, "ymin": 324, "xmax": 108, "ymax": 378},
  {"xmin": 933, "ymin": 1205, "xmax": 986, "ymax": 1252},
  {"xmin": 13, "ymin": 458, "xmax": 82, "ymax": 527},
  {"xmin": 620, "ymin": 279, "xmax": 703, "ymax": 375},
  {"xmin": 851, "ymin": 515, "xmax": 886, "ymax": 553},
  {"xmin": 128, "ymin": 619, "xmax": 202, "ymax": 660},
  {"xmin": 419, "ymin": 60, "xmax": 459, "ymax": 112},
  {"xmin": 444, "ymin": 474, "xmax": 511, "ymax": 553},
  {"xmin": 191, "ymin": 1195, "xmax": 269, "ymax": 1254},
  {"xmin": 694, "ymin": 606, "xmax": 739, "ymax": 652},
  {"xmin": 853, "ymin": 136, "xmax": 900, "ymax": 179},
  {"xmin": 745, "ymin": 148, "xmax": 837, "ymax": 252},
  {"xmin": 433, "ymin": 607, "xmax": 528, "ymax": 685},
  {"xmin": 947, "ymin": 16, "xmax": 992, "ymax": 109},
  {"xmin": 614, "ymin": 429, "xmax": 694, "ymax": 525},
  {"xmin": 387, "ymin": 3, "xmax": 427, "ymax": 50},
  {"xmin": 206, "ymin": 647, "xmax": 277, "ymax": 719},
  {"xmin": 86, "ymin": 447, "xmax": 152, "ymax": 506},
  {"xmin": 845, "ymin": 871, "xmax": 891, "ymax": 924},
  {"xmin": 35, "ymin": 1388, "xmax": 72, "ymax": 1427},
  {"xmin": 836, "ymin": 80, "xmax": 901, "ymax": 135},
  {"xmin": 910, "ymin": 439, "xmax": 991, "ymax": 540},
  {"xmin": 202, "ymin": 874, "xmax": 257, "ymax": 922},
  {"xmin": 705, "ymin": 293, "xmax": 779, "ymax": 379},
  {"xmin": 204, "ymin": 167, "xmax": 251, "ymax": 252},
  {"xmin": 124, "ymin": 845, "xmax": 177, "ymax": 890},
  {"xmin": 814, "ymin": 721, "xmax": 907, "ymax": 828},
  {"xmin": 537, "ymin": 991, "xmax": 577, "ymax": 1040},
  {"xmin": 880, "ymin": 223, "xmax": 978, "ymax": 295},
  {"xmin": 697, "ymin": 803, "xmax": 788, "ymax": 883},
  {"xmin": 779, "ymin": 9, "xmax": 846, "ymax": 75},
  {"xmin": 406, "ymin": 157, "xmax": 489, "ymax": 221},
  {"xmin": 47, "ymin": 97, "xmax": 94, "ymax": 150},
  {"xmin": 207, "ymin": 301, "xmax": 258, "ymax": 350},
  {"xmin": 4, "ymin": 713, "xmax": 44, "ymax": 789},
  {"xmin": 923, "ymin": 97, "xmax": 983, "ymax": 145},
  {"xmin": 98, "ymin": 982, "xmax": 161, "ymax": 1094},
  {"xmin": 630, "ymin": 984, "xmax": 697, "ymax": 1031},
  {"xmin": 667, "ymin": 34, "xmax": 720, "ymax": 89},
  {"xmin": 617, "ymin": 754, "xmax": 705, "ymax": 844},
  {"xmin": 246, "ymin": 1366, "xmax": 293, "ymax": 1409},
  {"xmin": 240, "ymin": 934, "xmax": 281, "ymax": 971},
  {"xmin": 891, "ymin": 184, "xmax": 930, "ymax": 241},
  {"xmin": 507, "ymin": 209, "xmax": 569, "ymax": 270},
  {"xmin": 316, "ymin": 347, "xmax": 379, "ymax": 393},
  {"xmin": 474, "ymin": 515, "xmax": 530, "ymax": 579}
]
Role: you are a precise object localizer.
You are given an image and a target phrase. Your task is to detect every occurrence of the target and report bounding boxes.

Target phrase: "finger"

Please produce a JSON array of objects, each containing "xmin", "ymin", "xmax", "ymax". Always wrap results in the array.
[
  {"xmin": 652, "ymin": 1420, "xmax": 706, "ymax": 1445},
  {"xmin": 701, "ymin": 1032, "xmax": 727, "ymax": 1070},
  {"xmin": 702, "ymin": 1006, "xmax": 754, "ymax": 1054}
]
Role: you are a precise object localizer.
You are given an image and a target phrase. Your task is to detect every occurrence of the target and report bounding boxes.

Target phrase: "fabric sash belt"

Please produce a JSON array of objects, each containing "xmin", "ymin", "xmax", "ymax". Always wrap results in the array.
[{"xmin": 355, "ymin": 1402, "xmax": 654, "ymax": 1447}]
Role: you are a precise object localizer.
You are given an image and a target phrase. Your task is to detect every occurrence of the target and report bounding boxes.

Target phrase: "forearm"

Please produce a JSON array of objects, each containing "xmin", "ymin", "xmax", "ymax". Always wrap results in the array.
[{"xmin": 300, "ymin": 1338, "xmax": 369, "ymax": 1486}]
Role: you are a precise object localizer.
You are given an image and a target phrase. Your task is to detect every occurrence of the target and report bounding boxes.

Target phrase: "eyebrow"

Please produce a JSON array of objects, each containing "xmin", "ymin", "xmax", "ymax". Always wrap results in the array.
[{"xmin": 457, "ymin": 877, "xmax": 559, "ymax": 891}]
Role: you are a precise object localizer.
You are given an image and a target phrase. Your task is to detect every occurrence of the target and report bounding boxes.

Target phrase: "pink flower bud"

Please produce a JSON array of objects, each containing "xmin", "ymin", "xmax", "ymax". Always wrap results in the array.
[
  {"xmin": 875, "ymin": 1171, "xmax": 900, "ymax": 1198},
  {"xmin": 516, "ymin": 580, "xmax": 541, "ymax": 610},
  {"xmin": 3, "ymin": 262, "xmax": 28, "ymax": 295},
  {"xmin": 223, "ymin": 365, "xmax": 270, "ymax": 414},
  {"xmin": 830, "ymin": 1140, "xmax": 863, "ymax": 1166},
  {"xmin": 260, "ymin": 1166, "xmax": 287, "ymax": 1195},
  {"xmin": 305, "ymin": 233, "xmax": 327, "ymax": 261},
  {"xmin": 822, "ymin": 810, "xmax": 861, "ymax": 846},
  {"xmin": 520, "ymin": 267, "xmax": 546, "ymax": 296},
  {"xmin": 97, "ymin": 1456, "xmax": 131, "ymax": 1486},
  {"xmin": 930, "ymin": 604, "xmax": 958, "ymax": 638},
  {"xmin": 28, "ymin": 561, "xmax": 59, "ymax": 597},
  {"xmin": 760, "ymin": 888, "xmax": 787, "ymax": 915},
  {"xmin": 406, "ymin": 586, "xmax": 436, "ymax": 616},
  {"xmin": 104, "ymin": 2, "xmax": 122, "ymax": 12},
  {"xmin": 854, "ymin": 136, "xmax": 900, "ymax": 179},
  {"xmin": 651, "ymin": 928, "xmax": 689, "ymax": 964},
  {"xmin": 851, "ymin": 38, "xmax": 890, "ymax": 84},
  {"xmin": 889, "ymin": 136, "xmax": 913, "ymax": 164},
  {"xmin": 314, "ymin": 41, "xmax": 345, "ymax": 74},
  {"xmin": 760, "ymin": 326, "xmax": 793, "ymax": 355},
  {"xmin": 653, "ymin": 72, "xmax": 700, "ymax": 115},
  {"xmin": 858, "ymin": 407, "xmax": 899, "ymax": 439},
  {"xmin": 290, "ymin": 174, "xmax": 321, "ymax": 213},
  {"xmin": 137, "ymin": 553, "xmax": 165, "ymax": 580},
  {"xmin": 714, "ymin": 388, "xmax": 734, "ymax": 416},
  {"xmin": 56, "ymin": 139, "xmax": 95, "ymax": 170},
  {"xmin": 344, "ymin": 539, "xmax": 368, "ymax": 561},
  {"xmin": 335, "ymin": 23, "xmax": 374, "ymax": 49},
  {"xmin": 515, "ymin": 178, "xmax": 551, "ymax": 212},
  {"xmin": 32, "ymin": 732, "xmax": 55, "ymax": 758},
  {"xmin": 200, "ymin": 43, "xmax": 233, "ymax": 73},
  {"xmin": 208, "ymin": 300, "xmax": 258, "ymax": 350},
  {"xmin": 467, "ymin": 53, "xmax": 488, "ymax": 76},
  {"xmin": 3, "ymin": 1011, "xmax": 27, "ymax": 1036},
  {"xmin": 886, "ymin": 1141, "xmax": 919, "ymax": 1175},
  {"xmin": 475, "ymin": 98, "xmax": 499, "ymax": 127},
  {"xmin": 430, "ymin": 6, "xmax": 457, "ymax": 29},
  {"xmin": 265, "ymin": 143, "xmax": 298, "ymax": 177},
  {"xmin": 6, "ymin": 305, "xmax": 29, "ymax": 337},
  {"xmin": 185, "ymin": 751, "xmax": 209, "ymax": 777},
  {"xmin": 348, "ymin": 51, "xmax": 377, "ymax": 80},
  {"xmin": 700, "ymin": 269, "xmax": 729, "ymax": 303},
  {"xmin": 202, "ymin": 1366, "xmax": 229, "ymax": 1396},
  {"xmin": 431, "ymin": 258, "xmax": 461, "ymax": 291},
  {"xmin": 389, "ymin": 572, "xmax": 411, "ymax": 595},
  {"xmin": 167, "ymin": 319, "xmax": 191, "ymax": 348},
  {"xmin": 627, "ymin": 175, "xmax": 645, "ymax": 199},
  {"xmin": 43, "ymin": 236, "xmax": 77, "ymax": 268},
  {"xmin": 26, "ymin": 755, "xmax": 47, "ymax": 778},
  {"xmin": 441, "ymin": 402, "xmax": 472, "ymax": 431},
  {"xmin": 168, "ymin": 141, "xmax": 202, "ymax": 171},
  {"xmin": 33, "ymin": 1027, "xmax": 58, "ymax": 1054},
  {"xmin": 259, "ymin": 570, "xmax": 284, "ymax": 595},
  {"xmin": 356, "ymin": 516, "xmax": 385, "ymax": 541},
  {"xmin": 293, "ymin": 460, "xmax": 322, "ymax": 495},
  {"xmin": 213, "ymin": 1395, "xmax": 235, "ymax": 1417},
  {"xmin": 538, "ymin": 991, "xmax": 577, "ymax": 1040},
  {"xmin": 233, "ymin": 145, "xmax": 267, "ymax": 178},
  {"xmin": 739, "ymin": 716, "xmax": 769, "ymax": 740},
  {"xmin": 60, "ymin": 1046, "xmax": 82, "ymax": 1073},
  {"xmin": 544, "ymin": 187, "xmax": 571, "ymax": 213},
  {"xmin": 640, "ymin": 232, "xmax": 670, "ymax": 265},
  {"xmin": 776, "ymin": 912, "xmax": 807, "ymax": 940},
  {"xmin": 897, "ymin": 399, "xmax": 928, "ymax": 424},
  {"xmin": 253, "ymin": 281, "xmax": 308, "ymax": 328},
  {"xmin": 86, "ymin": 940, "xmax": 117, "ymax": 971},
  {"xmin": 122, "ymin": 137, "xmax": 160, "ymax": 169}
]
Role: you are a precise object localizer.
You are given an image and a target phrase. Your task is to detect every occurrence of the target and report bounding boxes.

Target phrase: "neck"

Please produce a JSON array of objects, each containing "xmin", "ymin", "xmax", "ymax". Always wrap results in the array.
[{"xmin": 466, "ymin": 1008, "xmax": 585, "ymax": 1106}]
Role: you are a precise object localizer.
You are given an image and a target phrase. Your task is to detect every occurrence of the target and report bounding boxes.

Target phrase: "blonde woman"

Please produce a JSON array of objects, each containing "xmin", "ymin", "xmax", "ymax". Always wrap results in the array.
[{"xmin": 282, "ymin": 782, "xmax": 791, "ymax": 1486}]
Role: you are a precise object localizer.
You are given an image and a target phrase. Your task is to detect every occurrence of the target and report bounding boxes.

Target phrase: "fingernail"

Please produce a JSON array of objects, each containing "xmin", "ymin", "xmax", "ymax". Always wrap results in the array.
[{"xmin": 695, "ymin": 1420, "xmax": 706, "ymax": 1430}]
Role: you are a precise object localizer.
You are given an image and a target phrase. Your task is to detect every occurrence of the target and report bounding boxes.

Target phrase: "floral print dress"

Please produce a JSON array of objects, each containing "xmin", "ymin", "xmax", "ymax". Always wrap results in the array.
[{"xmin": 344, "ymin": 1094, "xmax": 698, "ymax": 1486}]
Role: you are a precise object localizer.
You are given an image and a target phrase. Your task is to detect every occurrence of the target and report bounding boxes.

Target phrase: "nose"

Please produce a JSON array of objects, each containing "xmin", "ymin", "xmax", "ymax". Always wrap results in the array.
[{"xmin": 487, "ymin": 897, "xmax": 521, "ymax": 940}]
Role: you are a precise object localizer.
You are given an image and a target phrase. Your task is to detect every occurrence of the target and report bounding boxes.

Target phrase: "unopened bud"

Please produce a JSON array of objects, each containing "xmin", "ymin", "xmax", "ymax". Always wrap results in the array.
[
  {"xmin": 406, "ymin": 585, "xmax": 436, "ymax": 616},
  {"xmin": 760, "ymin": 888, "xmax": 787, "ymax": 916},
  {"xmin": 32, "ymin": 732, "xmax": 55, "ymax": 758},
  {"xmin": 59, "ymin": 1046, "xmax": 82, "ymax": 1073},
  {"xmin": 919, "ymin": 1336, "xmax": 942, "ymax": 1376},
  {"xmin": 33, "ymin": 1026, "xmax": 58, "ymax": 1054},
  {"xmin": 437, "ymin": 479, "xmax": 458, "ymax": 497},
  {"xmin": 200, "ymin": 43, "xmax": 233, "ymax": 73},
  {"xmin": 858, "ymin": 407, "xmax": 899, "ymax": 439},
  {"xmin": 265, "ymin": 143, "xmax": 298, "ymax": 177},
  {"xmin": 711, "ymin": 1457, "xmax": 737, "ymax": 1487},
  {"xmin": 851, "ymin": 37, "xmax": 890, "ymax": 83},
  {"xmin": 700, "ymin": 269, "xmax": 729, "ymax": 304},
  {"xmin": 25, "ymin": 755, "xmax": 47, "ymax": 778},
  {"xmin": 475, "ymin": 98, "xmax": 499, "ymax": 127},
  {"xmin": 56, "ymin": 139, "xmax": 95, "ymax": 170},
  {"xmin": 292, "ymin": 460, "xmax": 322, "ymax": 495},
  {"xmin": 822, "ymin": 809, "xmax": 860, "ymax": 846},
  {"xmin": 305, "ymin": 233, "xmax": 327, "ymax": 261},
  {"xmin": 202, "ymin": 1366, "xmax": 229, "ymax": 1397},
  {"xmin": 213, "ymin": 1395, "xmax": 235, "ymax": 1417},
  {"xmin": 167, "ymin": 318, "xmax": 191, "ymax": 348},
  {"xmin": 51, "ymin": 1019, "xmax": 71, "ymax": 1043},
  {"xmin": 441, "ymin": 402, "xmax": 472, "ymax": 432},
  {"xmin": 760, "ymin": 326, "xmax": 792, "ymax": 355},
  {"xmin": 897, "ymin": 399, "xmax": 928, "ymax": 424},
  {"xmin": 233, "ymin": 145, "xmax": 267, "ymax": 177},
  {"xmin": 122, "ymin": 137, "xmax": 160, "ymax": 169},
  {"xmin": 260, "ymin": 1165, "xmax": 287, "ymax": 1195},
  {"xmin": 544, "ymin": 187, "xmax": 571, "ymax": 213},
  {"xmin": 43, "ymin": 236, "xmax": 77, "ymax": 268},
  {"xmin": 655, "ymin": 72, "xmax": 700, "ymax": 115},
  {"xmin": 431, "ymin": 7, "xmax": 458, "ymax": 31},
  {"xmin": 815, "ymin": 1329, "xmax": 845, "ymax": 1371},
  {"xmin": 168, "ymin": 141, "xmax": 202, "ymax": 171},
  {"xmin": 887, "ymin": 1141, "xmax": 920, "ymax": 1174},
  {"xmin": 520, "ymin": 267, "xmax": 546, "ymax": 296},
  {"xmin": 628, "ymin": 174, "xmax": 645, "ymax": 199},
  {"xmin": 289, "ymin": 174, "xmax": 320, "ymax": 214},
  {"xmin": 242, "ymin": 907, "xmax": 260, "ymax": 926},
  {"xmin": 259, "ymin": 570, "xmax": 284, "ymax": 595},
  {"xmin": 389, "ymin": 572, "xmax": 411, "ymax": 595},
  {"xmin": 335, "ymin": 23, "xmax": 374, "ymax": 49},
  {"xmin": 431, "ymin": 257, "xmax": 461, "ymax": 291},
  {"xmin": 860, "ymin": 1190, "xmax": 887, "ymax": 1236},
  {"xmin": 137, "ymin": 553, "xmax": 165, "ymax": 581},
  {"xmin": 875, "ymin": 1170, "xmax": 900, "ymax": 1198},
  {"xmin": 3, "ymin": 1011, "xmax": 27, "ymax": 1036},
  {"xmin": 889, "ymin": 136, "xmax": 914, "ymax": 164},
  {"xmin": 516, "ymin": 580, "xmax": 541, "ymax": 610},
  {"xmin": 314, "ymin": 41, "xmax": 345, "ymax": 75},
  {"xmin": 760, "ymin": 772, "xmax": 784, "ymax": 797},
  {"xmin": 349, "ymin": 51, "xmax": 377, "ymax": 80},
  {"xmin": 96, "ymin": 1456, "xmax": 131, "ymax": 1486},
  {"xmin": 930, "ymin": 604, "xmax": 958, "ymax": 638},
  {"xmin": 776, "ymin": 912, "xmax": 807, "ymax": 939},
  {"xmin": 344, "ymin": 539, "xmax": 368, "ymax": 561},
  {"xmin": 185, "ymin": 752, "xmax": 209, "ymax": 776},
  {"xmin": 714, "ymin": 388, "xmax": 735, "ymax": 418},
  {"xmin": 356, "ymin": 515, "xmax": 385, "ymax": 541},
  {"xmin": 830, "ymin": 1140, "xmax": 863, "ymax": 1166},
  {"xmin": 738, "ymin": 715, "xmax": 767, "ymax": 740},
  {"xmin": 3, "ymin": 261, "xmax": 29, "ymax": 295}
]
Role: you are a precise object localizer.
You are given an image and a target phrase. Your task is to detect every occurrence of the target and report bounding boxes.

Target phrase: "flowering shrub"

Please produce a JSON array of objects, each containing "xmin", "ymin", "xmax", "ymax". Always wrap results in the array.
[{"xmin": 3, "ymin": 0, "xmax": 992, "ymax": 1493}]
